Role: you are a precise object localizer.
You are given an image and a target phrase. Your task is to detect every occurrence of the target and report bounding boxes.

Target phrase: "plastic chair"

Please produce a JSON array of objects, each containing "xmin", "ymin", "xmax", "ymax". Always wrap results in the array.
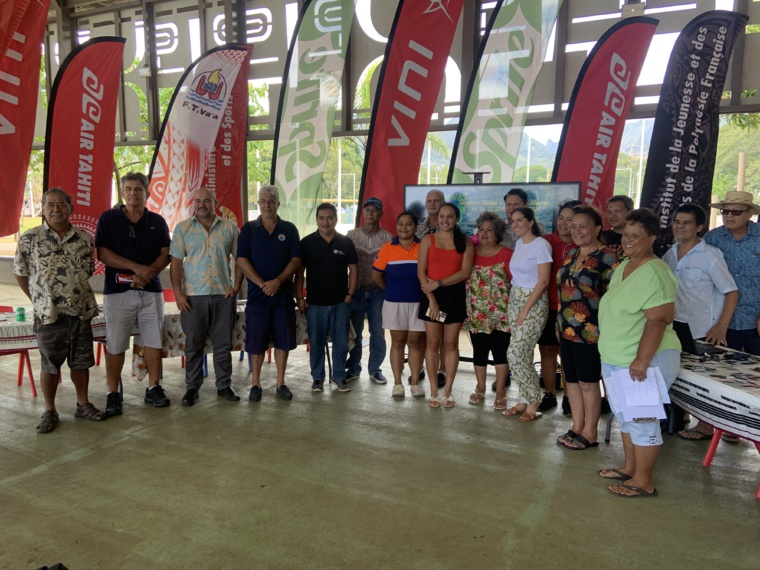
[{"xmin": 0, "ymin": 305, "xmax": 37, "ymax": 397}]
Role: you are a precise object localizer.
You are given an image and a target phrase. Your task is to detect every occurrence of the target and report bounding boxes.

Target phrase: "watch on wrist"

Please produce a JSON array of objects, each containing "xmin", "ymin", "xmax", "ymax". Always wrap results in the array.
[{"xmin": 437, "ymin": 280, "xmax": 444, "ymax": 288}]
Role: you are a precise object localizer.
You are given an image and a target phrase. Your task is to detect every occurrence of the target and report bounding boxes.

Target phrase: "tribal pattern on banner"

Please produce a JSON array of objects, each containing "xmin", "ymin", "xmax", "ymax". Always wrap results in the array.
[
  {"xmin": 272, "ymin": 0, "xmax": 356, "ymax": 215},
  {"xmin": 448, "ymin": 0, "xmax": 561, "ymax": 185},
  {"xmin": 641, "ymin": 10, "xmax": 747, "ymax": 248},
  {"xmin": 148, "ymin": 45, "xmax": 249, "ymax": 230},
  {"xmin": 359, "ymin": 0, "xmax": 464, "ymax": 229},
  {"xmin": 0, "ymin": 0, "xmax": 49, "ymax": 237},
  {"xmin": 200, "ymin": 45, "xmax": 251, "ymax": 228},
  {"xmin": 44, "ymin": 37, "xmax": 126, "ymax": 275},
  {"xmin": 552, "ymin": 17, "xmax": 657, "ymax": 212}
]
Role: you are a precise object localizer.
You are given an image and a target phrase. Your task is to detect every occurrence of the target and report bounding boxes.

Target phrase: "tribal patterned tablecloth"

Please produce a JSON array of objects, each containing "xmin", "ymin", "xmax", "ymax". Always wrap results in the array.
[{"xmin": 671, "ymin": 351, "xmax": 760, "ymax": 442}]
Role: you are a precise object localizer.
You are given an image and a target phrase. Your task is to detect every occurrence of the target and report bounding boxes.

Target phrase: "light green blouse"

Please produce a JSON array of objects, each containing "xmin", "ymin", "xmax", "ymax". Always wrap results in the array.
[{"xmin": 598, "ymin": 258, "xmax": 681, "ymax": 366}]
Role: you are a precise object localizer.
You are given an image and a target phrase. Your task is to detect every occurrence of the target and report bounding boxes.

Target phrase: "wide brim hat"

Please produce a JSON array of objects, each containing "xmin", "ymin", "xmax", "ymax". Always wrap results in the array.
[{"xmin": 709, "ymin": 190, "xmax": 760, "ymax": 215}]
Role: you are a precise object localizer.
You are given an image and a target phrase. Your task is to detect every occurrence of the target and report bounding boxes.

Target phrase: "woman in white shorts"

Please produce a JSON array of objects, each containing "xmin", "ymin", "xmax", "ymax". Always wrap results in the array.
[{"xmin": 373, "ymin": 211, "xmax": 426, "ymax": 398}]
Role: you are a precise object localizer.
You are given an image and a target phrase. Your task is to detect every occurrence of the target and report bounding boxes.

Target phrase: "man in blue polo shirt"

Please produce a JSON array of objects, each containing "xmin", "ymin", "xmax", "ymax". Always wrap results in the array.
[
  {"xmin": 237, "ymin": 185, "xmax": 301, "ymax": 402},
  {"xmin": 295, "ymin": 203, "xmax": 359, "ymax": 393},
  {"xmin": 705, "ymin": 190, "xmax": 760, "ymax": 355},
  {"xmin": 95, "ymin": 172, "xmax": 171, "ymax": 415}
]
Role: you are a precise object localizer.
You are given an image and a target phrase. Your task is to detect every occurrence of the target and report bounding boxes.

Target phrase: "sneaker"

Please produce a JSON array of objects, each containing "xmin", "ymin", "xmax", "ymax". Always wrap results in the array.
[
  {"xmin": 105, "ymin": 391, "xmax": 123, "ymax": 416},
  {"xmin": 311, "ymin": 380, "xmax": 324, "ymax": 393},
  {"xmin": 182, "ymin": 388, "xmax": 199, "ymax": 407},
  {"xmin": 276, "ymin": 385, "xmax": 293, "ymax": 401},
  {"xmin": 346, "ymin": 372, "xmax": 361, "ymax": 382},
  {"xmin": 392, "ymin": 384, "xmax": 405, "ymax": 398},
  {"xmin": 144, "ymin": 385, "xmax": 170, "ymax": 408},
  {"xmin": 437, "ymin": 372, "xmax": 446, "ymax": 389},
  {"xmin": 330, "ymin": 378, "xmax": 351, "ymax": 392},
  {"xmin": 561, "ymin": 395, "xmax": 572, "ymax": 416},
  {"xmin": 410, "ymin": 385, "xmax": 425, "ymax": 398},
  {"xmin": 369, "ymin": 372, "xmax": 388, "ymax": 384},
  {"xmin": 538, "ymin": 392, "xmax": 557, "ymax": 412}
]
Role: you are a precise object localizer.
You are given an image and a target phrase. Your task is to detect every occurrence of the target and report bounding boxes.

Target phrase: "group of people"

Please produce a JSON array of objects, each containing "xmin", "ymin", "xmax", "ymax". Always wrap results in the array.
[{"xmin": 13, "ymin": 174, "xmax": 760, "ymax": 498}]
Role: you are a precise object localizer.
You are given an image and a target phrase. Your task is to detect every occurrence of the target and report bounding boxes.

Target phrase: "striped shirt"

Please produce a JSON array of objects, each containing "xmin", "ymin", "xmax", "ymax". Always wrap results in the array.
[{"xmin": 373, "ymin": 237, "xmax": 421, "ymax": 303}]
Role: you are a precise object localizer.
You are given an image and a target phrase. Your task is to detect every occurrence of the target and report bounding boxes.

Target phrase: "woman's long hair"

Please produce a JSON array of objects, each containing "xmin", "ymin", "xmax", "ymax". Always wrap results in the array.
[{"xmin": 440, "ymin": 202, "xmax": 467, "ymax": 253}]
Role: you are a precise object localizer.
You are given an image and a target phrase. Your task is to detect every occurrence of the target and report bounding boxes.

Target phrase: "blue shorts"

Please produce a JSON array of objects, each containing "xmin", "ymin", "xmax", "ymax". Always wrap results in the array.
[
  {"xmin": 245, "ymin": 304, "xmax": 296, "ymax": 354},
  {"xmin": 602, "ymin": 349, "xmax": 680, "ymax": 447}
]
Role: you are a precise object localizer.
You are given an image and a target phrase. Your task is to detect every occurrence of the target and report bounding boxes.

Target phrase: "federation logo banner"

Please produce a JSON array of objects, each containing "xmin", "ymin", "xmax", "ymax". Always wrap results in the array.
[
  {"xmin": 640, "ymin": 10, "xmax": 747, "ymax": 249},
  {"xmin": 272, "ymin": 0, "xmax": 356, "ymax": 214},
  {"xmin": 43, "ymin": 37, "xmax": 126, "ymax": 274},
  {"xmin": 359, "ymin": 0, "xmax": 464, "ymax": 229},
  {"xmin": 449, "ymin": 0, "xmax": 561, "ymax": 185},
  {"xmin": 200, "ymin": 45, "xmax": 251, "ymax": 228},
  {"xmin": 0, "ymin": 0, "xmax": 49, "ymax": 237},
  {"xmin": 148, "ymin": 45, "xmax": 249, "ymax": 229},
  {"xmin": 552, "ymin": 17, "xmax": 657, "ymax": 213}
]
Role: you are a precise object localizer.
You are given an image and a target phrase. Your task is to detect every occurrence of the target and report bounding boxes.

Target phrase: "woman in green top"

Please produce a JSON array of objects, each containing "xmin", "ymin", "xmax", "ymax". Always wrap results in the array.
[{"xmin": 597, "ymin": 209, "xmax": 681, "ymax": 498}]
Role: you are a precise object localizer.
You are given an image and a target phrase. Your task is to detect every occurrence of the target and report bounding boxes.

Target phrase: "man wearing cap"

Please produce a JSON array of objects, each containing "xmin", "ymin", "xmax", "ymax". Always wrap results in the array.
[
  {"xmin": 704, "ymin": 190, "xmax": 760, "ymax": 356},
  {"xmin": 346, "ymin": 198, "xmax": 393, "ymax": 383}
]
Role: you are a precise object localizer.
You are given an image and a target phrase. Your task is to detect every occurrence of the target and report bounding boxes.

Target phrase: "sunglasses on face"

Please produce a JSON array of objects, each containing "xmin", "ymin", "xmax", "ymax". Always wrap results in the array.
[{"xmin": 721, "ymin": 208, "xmax": 750, "ymax": 217}]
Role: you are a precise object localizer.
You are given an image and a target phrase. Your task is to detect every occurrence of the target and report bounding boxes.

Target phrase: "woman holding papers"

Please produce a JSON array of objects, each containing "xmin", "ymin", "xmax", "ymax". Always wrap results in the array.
[
  {"xmin": 556, "ymin": 205, "xmax": 619, "ymax": 450},
  {"xmin": 418, "ymin": 202, "xmax": 474, "ymax": 408},
  {"xmin": 597, "ymin": 209, "xmax": 681, "ymax": 498}
]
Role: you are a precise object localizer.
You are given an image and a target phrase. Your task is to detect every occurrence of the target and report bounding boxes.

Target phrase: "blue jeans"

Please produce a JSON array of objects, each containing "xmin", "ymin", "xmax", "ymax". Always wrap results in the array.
[
  {"xmin": 306, "ymin": 302, "xmax": 351, "ymax": 382},
  {"xmin": 347, "ymin": 288, "xmax": 386, "ymax": 376}
]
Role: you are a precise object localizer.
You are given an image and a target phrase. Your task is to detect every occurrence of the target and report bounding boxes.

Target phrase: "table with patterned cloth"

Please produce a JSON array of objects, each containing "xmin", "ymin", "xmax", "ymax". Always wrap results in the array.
[
  {"xmin": 671, "ymin": 351, "xmax": 760, "ymax": 442},
  {"xmin": 0, "ymin": 311, "xmax": 107, "ymax": 351},
  {"xmin": 131, "ymin": 302, "xmax": 309, "ymax": 380}
]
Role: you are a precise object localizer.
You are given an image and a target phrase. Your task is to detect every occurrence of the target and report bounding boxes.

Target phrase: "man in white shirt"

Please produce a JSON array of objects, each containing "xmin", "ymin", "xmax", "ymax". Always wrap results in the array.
[{"xmin": 663, "ymin": 203, "xmax": 738, "ymax": 441}]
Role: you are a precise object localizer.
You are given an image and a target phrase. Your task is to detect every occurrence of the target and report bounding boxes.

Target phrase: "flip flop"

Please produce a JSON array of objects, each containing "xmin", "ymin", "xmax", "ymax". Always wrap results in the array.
[
  {"xmin": 598, "ymin": 468, "xmax": 632, "ymax": 482},
  {"xmin": 428, "ymin": 395, "xmax": 442, "ymax": 408},
  {"xmin": 677, "ymin": 428, "xmax": 713, "ymax": 441},
  {"xmin": 518, "ymin": 411, "xmax": 542, "ymax": 422},
  {"xmin": 503, "ymin": 406, "xmax": 526, "ymax": 417},
  {"xmin": 608, "ymin": 483, "xmax": 658, "ymax": 498}
]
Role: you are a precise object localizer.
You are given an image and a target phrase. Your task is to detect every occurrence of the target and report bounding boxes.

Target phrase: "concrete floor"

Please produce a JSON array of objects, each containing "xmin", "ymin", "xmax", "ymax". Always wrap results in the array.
[{"xmin": 1, "ymin": 284, "xmax": 759, "ymax": 569}]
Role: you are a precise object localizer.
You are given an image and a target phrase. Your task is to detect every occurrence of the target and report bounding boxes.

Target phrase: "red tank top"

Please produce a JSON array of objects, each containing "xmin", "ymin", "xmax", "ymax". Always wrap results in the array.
[{"xmin": 428, "ymin": 234, "xmax": 463, "ymax": 280}]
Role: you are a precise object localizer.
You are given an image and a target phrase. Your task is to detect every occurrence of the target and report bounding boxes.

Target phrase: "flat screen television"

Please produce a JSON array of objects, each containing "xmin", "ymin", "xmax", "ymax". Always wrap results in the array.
[{"xmin": 404, "ymin": 182, "xmax": 582, "ymax": 236}]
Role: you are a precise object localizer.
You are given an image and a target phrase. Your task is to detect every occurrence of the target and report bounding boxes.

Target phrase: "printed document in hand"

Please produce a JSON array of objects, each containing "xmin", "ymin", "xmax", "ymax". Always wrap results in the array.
[{"xmin": 605, "ymin": 367, "xmax": 671, "ymax": 422}]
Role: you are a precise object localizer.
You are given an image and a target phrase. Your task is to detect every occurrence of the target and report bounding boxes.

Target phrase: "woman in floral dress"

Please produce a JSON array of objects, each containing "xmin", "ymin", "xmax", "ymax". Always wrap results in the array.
[
  {"xmin": 465, "ymin": 212, "xmax": 513, "ymax": 409},
  {"xmin": 556, "ymin": 205, "xmax": 619, "ymax": 450}
]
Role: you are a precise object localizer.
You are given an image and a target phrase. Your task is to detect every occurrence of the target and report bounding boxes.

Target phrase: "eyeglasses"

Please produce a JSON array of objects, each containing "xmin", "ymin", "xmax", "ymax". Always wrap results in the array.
[
  {"xmin": 721, "ymin": 208, "xmax": 750, "ymax": 217},
  {"xmin": 129, "ymin": 224, "xmax": 136, "ymax": 239}
]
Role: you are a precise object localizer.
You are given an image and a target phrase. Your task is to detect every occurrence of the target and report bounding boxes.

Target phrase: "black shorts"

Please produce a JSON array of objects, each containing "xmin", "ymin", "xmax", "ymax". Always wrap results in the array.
[
  {"xmin": 559, "ymin": 337, "xmax": 601, "ymax": 383},
  {"xmin": 537, "ymin": 309, "xmax": 559, "ymax": 346},
  {"xmin": 35, "ymin": 316, "xmax": 94, "ymax": 374},
  {"xmin": 469, "ymin": 330, "xmax": 510, "ymax": 366},
  {"xmin": 418, "ymin": 282, "xmax": 466, "ymax": 324}
]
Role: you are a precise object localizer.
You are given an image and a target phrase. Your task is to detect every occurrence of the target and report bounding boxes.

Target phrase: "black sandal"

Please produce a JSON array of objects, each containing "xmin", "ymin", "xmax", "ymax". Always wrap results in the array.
[
  {"xmin": 566, "ymin": 434, "xmax": 599, "ymax": 450},
  {"xmin": 75, "ymin": 403, "xmax": 107, "ymax": 422},
  {"xmin": 36, "ymin": 410, "xmax": 60, "ymax": 433}
]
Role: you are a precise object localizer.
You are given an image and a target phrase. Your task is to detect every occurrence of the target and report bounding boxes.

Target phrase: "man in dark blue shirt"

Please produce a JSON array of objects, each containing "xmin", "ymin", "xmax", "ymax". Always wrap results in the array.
[
  {"xmin": 237, "ymin": 185, "xmax": 301, "ymax": 402},
  {"xmin": 95, "ymin": 172, "xmax": 171, "ymax": 415},
  {"xmin": 295, "ymin": 203, "xmax": 358, "ymax": 393}
]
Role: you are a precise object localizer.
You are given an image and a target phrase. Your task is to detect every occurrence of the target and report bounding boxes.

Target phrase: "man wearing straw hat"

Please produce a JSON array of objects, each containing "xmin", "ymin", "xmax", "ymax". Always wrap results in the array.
[{"xmin": 704, "ymin": 190, "xmax": 760, "ymax": 355}]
